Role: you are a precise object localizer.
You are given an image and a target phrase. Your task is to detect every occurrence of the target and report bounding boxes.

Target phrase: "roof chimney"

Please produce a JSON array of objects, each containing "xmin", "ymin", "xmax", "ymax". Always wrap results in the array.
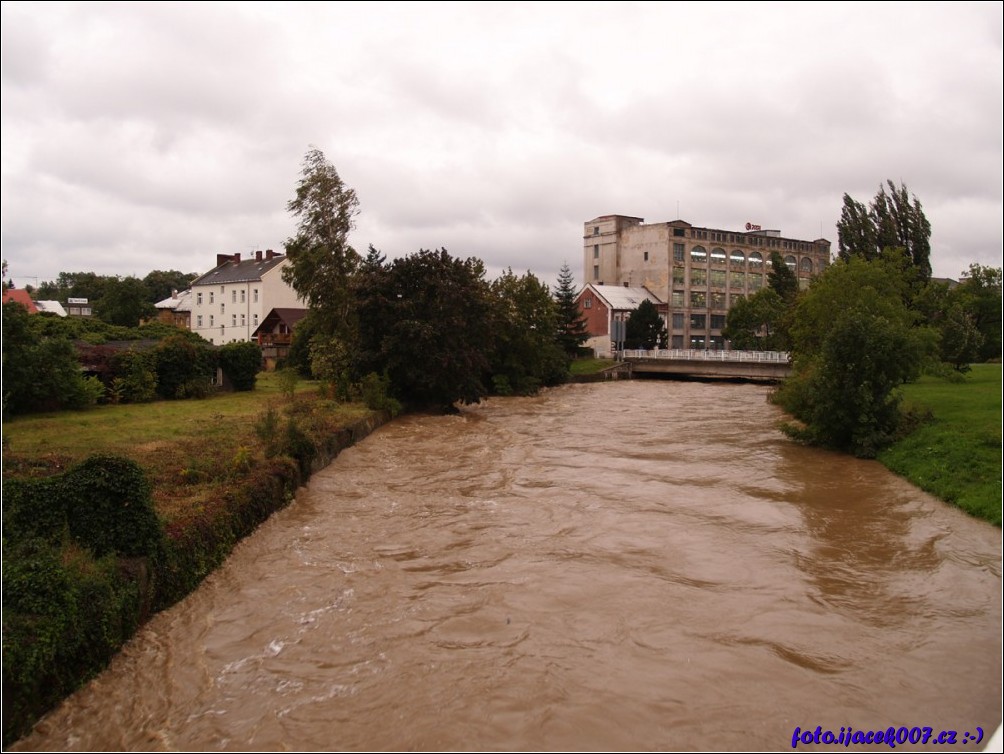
[
  {"xmin": 216, "ymin": 253, "xmax": 232, "ymax": 268},
  {"xmin": 265, "ymin": 249, "xmax": 276, "ymax": 260},
  {"xmin": 233, "ymin": 252, "xmax": 241, "ymax": 263},
  {"xmin": 255, "ymin": 250, "xmax": 263, "ymax": 262}
]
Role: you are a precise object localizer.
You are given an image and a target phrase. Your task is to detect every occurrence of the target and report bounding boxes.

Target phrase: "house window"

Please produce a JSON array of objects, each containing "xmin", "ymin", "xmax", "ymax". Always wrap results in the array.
[
  {"xmin": 731, "ymin": 272, "xmax": 745, "ymax": 290},
  {"xmin": 691, "ymin": 291, "xmax": 707, "ymax": 308},
  {"xmin": 750, "ymin": 273, "xmax": 764, "ymax": 290},
  {"xmin": 209, "ymin": 292, "xmax": 214, "ymax": 304},
  {"xmin": 671, "ymin": 334, "xmax": 684, "ymax": 348},
  {"xmin": 710, "ymin": 292, "xmax": 726, "ymax": 310},
  {"xmin": 593, "ymin": 265, "xmax": 599, "ymax": 280},
  {"xmin": 253, "ymin": 289, "xmax": 259, "ymax": 303},
  {"xmin": 593, "ymin": 226, "xmax": 600, "ymax": 236},
  {"xmin": 691, "ymin": 246, "xmax": 707, "ymax": 264},
  {"xmin": 711, "ymin": 314, "xmax": 727, "ymax": 329},
  {"xmin": 672, "ymin": 267, "xmax": 685, "ymax": 285},
  {"xmin": 672, "ymin": 312, "xmax": 684, "ymax": 329},
  {"xmin": 232, "ymin": 290, "xmax": 237, "ymax": 303},
  {"xmin": 690, "ymin": 313, "xmax": 707, "ymax": 329},
  {"xmin": 710, "ymin": 270, "xmax": 726, "ymax": 288},
  {"xmin": 800, "ymin": 257, "xmax": 813, "ymax": 274},
  {"xmin": 730, "ymin": 250, "xmax": 745, "ymax": 268},
  {"xmin": 232, "ymin": 314, "xmax": 237, "ymax": 327},
  {"xmin": 749, "ymin": 252, "xmax": 764, "ymax": 268},
  {"xmin": 253, "ymin": 313, "xmax": 258, "ymax": 326},
  {"xmin": 197, "ymin": 292, "xmax": 203, "ymax": 305},
  {"xmin": 643, "ymin": 251, "xmax": 649, "ymax": 262},
  {"xmin": 673, "ymin": 228, "xmax": 685, "ymax": 237},
  {"xmin": 240, "ymin": 289, "xmax": 246, "ymax": 303},
  {"xmin": 221, "ymin": 303, "xmax": 225, "ymax": 314},
  {"xmin": 240, "ymin": 313, "xmax": 245, "ymax": 326},
  {"xmin": 673, "ymin": 243, "xmax": 685, "ymax": 261},
  {"xmin": 671, "ymin": 290, "xmax": 685, "ymax": 307},
  {"xmin": 220, "ymin": 324, "xmax": 224, "ymax": 334},
  {"xmin": 711, "ymin": 248, "xmax": 727, "ymax": 265},
  {"xmin": 197, "ymin": 315, "xmax": 203, "ymax": 327},
  {"xmin": 691, "ymin": 269, "xmax": 707, "ymax": 286},
  {"xmin": 690, "ymin": 334, "xmax": 706, "ymax": 348},
  {"xmin": 593, "ymin": 244, "xmax": 599, "ymax": 259},
  {"xmin": 584, "ymin": 298, "xmax": 592, "ymax": 309},
  {"xmin": 220, "ymin": 285, "xmax": 225, "ymax": 293},
  {"xmin": 209, "ymin": 315, "xmax": 214, "ymax": 326}
]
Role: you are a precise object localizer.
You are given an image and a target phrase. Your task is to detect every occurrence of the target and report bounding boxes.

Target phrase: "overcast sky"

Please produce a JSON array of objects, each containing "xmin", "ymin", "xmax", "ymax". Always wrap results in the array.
[{"xmin": 2, "ymin": 1, "xmax": 1001, "ymax": 292}]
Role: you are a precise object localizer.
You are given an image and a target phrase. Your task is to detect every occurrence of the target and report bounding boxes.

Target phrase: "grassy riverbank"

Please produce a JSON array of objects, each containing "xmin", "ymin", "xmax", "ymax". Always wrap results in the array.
[{"xmin": 879, "ymin": 363, "xmax": 1002, "ymax": 526}]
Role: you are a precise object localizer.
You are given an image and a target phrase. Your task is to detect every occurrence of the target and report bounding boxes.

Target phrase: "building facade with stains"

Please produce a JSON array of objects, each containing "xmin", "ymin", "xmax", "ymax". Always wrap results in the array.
[{"xmin": 583, "ymin": 215, "xmax": 831, "ymax": 350}]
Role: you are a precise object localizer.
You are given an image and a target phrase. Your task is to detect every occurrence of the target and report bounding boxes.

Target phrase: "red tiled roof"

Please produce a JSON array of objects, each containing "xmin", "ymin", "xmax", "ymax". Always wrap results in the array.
[{"xmin": 2, "ymin": 289, "xmax": 38, "ymax": 313}]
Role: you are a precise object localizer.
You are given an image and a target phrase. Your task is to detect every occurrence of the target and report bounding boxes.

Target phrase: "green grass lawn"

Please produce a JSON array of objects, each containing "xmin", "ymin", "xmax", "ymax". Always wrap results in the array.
[
  {"xmin": 2, "ymin": 372, "xmax": 373, "ymax": 523},
  {"xmin": 879, "ymin": 363, "xmax": 1002, "ymax": 526},
  {"xmin": 569, "ymin": 357, "xmax": 617, "ymax": 375}
]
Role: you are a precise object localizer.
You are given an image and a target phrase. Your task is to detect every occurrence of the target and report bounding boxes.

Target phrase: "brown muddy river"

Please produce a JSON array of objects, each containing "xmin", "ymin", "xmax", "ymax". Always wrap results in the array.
[{"xmin": 12, "ymin": 381, "xmax": 1002, "ymax": 751}]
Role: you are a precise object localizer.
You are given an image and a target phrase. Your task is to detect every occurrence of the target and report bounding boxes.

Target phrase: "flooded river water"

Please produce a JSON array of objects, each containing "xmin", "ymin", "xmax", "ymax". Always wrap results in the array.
[{"xmin": 12, "ymin": 381, "xmax": 1002, "ymax": 751}]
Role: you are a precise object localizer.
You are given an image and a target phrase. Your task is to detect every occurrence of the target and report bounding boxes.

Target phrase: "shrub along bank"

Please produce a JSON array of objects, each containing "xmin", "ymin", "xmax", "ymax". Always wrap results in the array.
[{"xmin": 1, "ymin": 379, "xmax": 389, "ymax": 746}]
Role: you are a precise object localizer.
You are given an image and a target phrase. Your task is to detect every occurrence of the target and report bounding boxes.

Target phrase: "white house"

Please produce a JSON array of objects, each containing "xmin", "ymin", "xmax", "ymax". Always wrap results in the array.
[{"xmin": 189, "ymin": 250, "xmax": 303, "ymax": 345}]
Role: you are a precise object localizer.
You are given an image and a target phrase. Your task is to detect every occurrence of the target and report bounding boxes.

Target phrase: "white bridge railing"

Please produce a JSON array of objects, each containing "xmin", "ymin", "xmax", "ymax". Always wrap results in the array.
[{"xmin": 619, "ymin": 349, "xmax": 790, "ymax": 363}]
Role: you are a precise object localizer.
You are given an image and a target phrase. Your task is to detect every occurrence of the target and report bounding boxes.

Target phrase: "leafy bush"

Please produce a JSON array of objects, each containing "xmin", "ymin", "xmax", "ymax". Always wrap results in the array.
[
  {"xmin": 360, "ymin": 372, "xmax": 402, "ymax": 416},
  {"xmin": 109, "ymin": 349, "xmax": 158, "ymax": 403},
  {"xmin": 153, "ymin": 335, "xmax": 215, "ymax": 399},
  {"xmin": 218, "ymin": 341, "xmax": 262, "ymax": 391}
]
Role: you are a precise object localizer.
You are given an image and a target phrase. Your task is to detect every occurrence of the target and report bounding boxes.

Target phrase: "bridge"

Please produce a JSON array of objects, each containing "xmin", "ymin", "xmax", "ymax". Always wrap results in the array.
[{"xmin": 617, "ymin": 349, "xmax": 791, "ymax": 381}]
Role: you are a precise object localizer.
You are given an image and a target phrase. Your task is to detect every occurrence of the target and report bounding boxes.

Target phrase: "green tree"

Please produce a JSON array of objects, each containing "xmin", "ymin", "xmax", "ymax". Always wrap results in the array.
[
  {"xmin": 360, "ymin": 243, "xmax": 386, "ymax": 272},
  {"xmin": 624, "ymin": 299, "xmax": 668, "ymax": 349},
  {"xmin": 767, "ymin": 251, "xmax": 799, "ymax": 303},
  {"xmin": 775, "ymin": 256, "xmax": 938, "ymax": 457},
  {"xmin": 955, "ymin": 264, "xmax": 1002, "ymax": 362},
  {"xmin": 218, "ymin": 341, "xmax": 262, "ymax": 391},
  {"xmin": 723, "ymin": 287, "xmax": 788, "ymax": 350},
  {"xmin": 553, "ymin": 262, "xmax": 589, "ymax": 356},
  {"xmin": 153, "ymin": 335, "xmax": 215, "ymax": 398},
  {"xmin": 836, "ymin": 180, "xmax": 932, "ymax": 283},
  {"xmin": 282, "ymin": 147, "xmax": 360, "ymax": 339},
  {"xmin": 142, "ymin": 270, "xmax": 198, "ymax": 304},
  {"xmin": 96, "ymin": 277, "xmax": 155, "ymax": 327},
  {"xmin": 354, "ymin": 248, "xmax": 494, "ymax": 409},
  {"xmin": 489, "ymin": 269, "xmax": 568, "ymax": 395}
]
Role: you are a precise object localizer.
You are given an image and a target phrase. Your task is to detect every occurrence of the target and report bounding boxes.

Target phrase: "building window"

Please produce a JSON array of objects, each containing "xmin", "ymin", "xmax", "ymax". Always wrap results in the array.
[
  {"xmin": 672, "ymin": 290, "xmax": 685, "ymax": 307},
  {"xmin": 253, "ymin": 289, "xmax": 259, "ymax": 303},
  {"xmin": 220, "ymin": 285, "xmax": 225, "ymax": 293},
  {"xmin": 209, "ymin": 292, "xmax": 214, "ymax": 304},
  {"xmin": 220, "ymin": 324, "xmax": 225, "ymax": 335},
  {"xmin": 673, "ymin": 228, "xmax": 685, "ymax": 237},
  {"xmin": 730, "ymin": 250, "xmax": 745, "ymax": 268},
  {"xmin": 593, "ymin": 265, "xmax": 599, "ymax": 280},
  {"xmin": 691, "ymin": 246, "xmax": 707, "ymax": 264},
  {"xmin": 232, "ymin": 290, "xmax": 237, "ymax": 303},
  {"xmin": 711, "ymin": 248, "xmax": 727, "ymax": 265},
  {"xmin": 691, "ymin": 269, "xmax": 707, "ymax": 286},
  {"xmin": 690, "ymin": 313, "xmax": 706, "ymax": 329},
  {"xmin": 672, "ymin": 312, "xmax": 684, "ymax": 329},
  {"xmin": 672, "ymin": 267, "xmax": 685, "ymax": 285},
  {"xmin": 711, "ymin": 314, "xmax": 727, "ymax": 329},
  {"xmin": 593, "ymin": 226, "xmax": 600, "ymax": 236},
  {"xmin": 593, "ymin": 244, "xmax": 599, "ymax": 259},
  {"xmin": 253, "ymin": 313, "xmax": 259, "ymax": 326},
  {"xmin": 232, "ymin": 314, "xmax": 237, "ymax": 326},
  {"xmin": 749, "ymin": 252, "xmax": 763, "ymax": 268},
  {"xmin": 800, "ymin": 257, "xmax": 813, "ymax": 274},
  {"xmin": 785, "ymin": 255, "xmax": 797, "ymax": 270},
  {"xmin": 210, "ymin": 315, "xmax": 214, "ymax": 326},
  {"xmin": 197, "ymin": 315, "xmax": 203, "ymax": 327},
  {"xmin": 671, "ymin": 334, "xmax": 684, "ymax": 348},
  {"xmin": 241, "ymin": 289, "xmax": 246, "ymax": 303},
  {"xmin": 240, "ymin": 313, "xmax": 245, "ymax": 326},
  {"xmin": 673, "ymin": 243, "xmax": 685, "ymax": 261},
  {"xmin": 709, "ymin": 335, "xmax": 725, "ymax": 350},
  {"xmin": 584, "ymin": 297, "xmax": 592, "ymax": 309},
  {"xmin": 221, "ymin": 303, "xmax": 225, "ymax": 314},
  {"xmin": 731, "ymin": 272, "xmax": 745, "ymax": 290},
  {"xmin": 749, "ymin": 273, "xmax": 764, "ymax": 290},
  {"xmin": 691, "ymin": 291, "xmax": 707, "ymax": 308},
  {"xmin": 710, "ymin": 292, "xmax": 726, "ymax": 310},
  {"xmin": 643, "ymin": 251, "xmax": 649, "ymax": 262},
  {"xmin": 690, "ymin": 334, "xmax": 706, "ymax": 348},
  {"xmin": 710, "ymin": 270, "xmax": 726, "ymax": 288},
  {"xmin": 197, "ymin": 292, "xmax": 203, "ymax": 305}
]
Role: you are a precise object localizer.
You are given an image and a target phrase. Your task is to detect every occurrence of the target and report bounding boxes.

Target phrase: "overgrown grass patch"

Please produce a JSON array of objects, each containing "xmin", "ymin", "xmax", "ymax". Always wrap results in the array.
[
  {"xmin": 569, "ymin": 357, "xmax": 617, "ymax": 376},
  {"xmin": 878, "ymin": 363, "xmax": 1002, "ymax": 526}
]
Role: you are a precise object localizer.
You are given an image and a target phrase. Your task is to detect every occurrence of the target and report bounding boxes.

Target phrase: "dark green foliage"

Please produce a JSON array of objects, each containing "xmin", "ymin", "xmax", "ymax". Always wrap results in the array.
[
  {"xmin": 110, "ymin": 349, "xmax": 158, "ymax": 403},
  {"xmin": 956, "ymin": 264, "xmax": 1002, "ymax": 361},
  {"xmin": 1, "ymin": 477, "xmax": 68, "ymax": 544},
  {"xmin": 282, "ymin": 417, "xmax": 317, "ymax": 476},
  {"xmin": 938, "ymin": 303, "xmax": 984, "ymax": 372},
  {"xmin": 624, "ymin": 299, "xmax": 668, "ymax": 349},
  {"xmin": 767, "ymin": 251, "xmax": 799, "ymax": 303},
  {"xmin": 141, "ymin": 270, "xmax": 198, "ymax": 304},
  {"xmin": 360, "ymin": 372, "xmax": 403, "ymax": 416},
  {"xmin": 63, "ymin": 455, "xmax": 163, "ymax": 558},
  {"xmin": 724, "ymin": 287, "xmax": 789, "ymax": 351},
  {"xmin": 836, "ymin": 180, "xmax": 932, "ymax": 283},
  {"xmin": 355, "ymin": 248, "xmax": 494, "ymax": 409},
  {"xmin": 2, "ymin": 301, "xmax": 101, "ymax": 417},
  {"xmin": 775, "ymin": 256, "xmax": 938, "ymax": 457},
  {"xmin": 254, "ymin": 403, "xmax": 282, "ymax": 457},
  {"xmin": 153, "ymin": 334, "xmax": 216, "ymax": 399},
  {"xmin": 218, "ymin": 341, "xmax": 262, "ymax": 391},
  {"xmin": 489, "ymin": 268, "xmax": 569, "ymax": 395},
  {"xmin": 96, "ymin": 276, "xmax": 156, "ymax": 327},
  {"xmin": 554, "ymin": 262, "xmax": 589, "ymax": 356}
]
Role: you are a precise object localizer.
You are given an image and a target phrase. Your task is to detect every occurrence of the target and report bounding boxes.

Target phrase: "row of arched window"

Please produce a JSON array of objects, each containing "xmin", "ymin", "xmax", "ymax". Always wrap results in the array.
[{"xmin": 688, "ymin": 247, "xmax": 814, "ymax": 274}]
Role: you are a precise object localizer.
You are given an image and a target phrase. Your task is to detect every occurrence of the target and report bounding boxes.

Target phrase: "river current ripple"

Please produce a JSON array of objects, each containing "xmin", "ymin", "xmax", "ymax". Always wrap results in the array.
[{"xmin": 12, "ymin": 381, "xmax": 1002, "ymax": 751}]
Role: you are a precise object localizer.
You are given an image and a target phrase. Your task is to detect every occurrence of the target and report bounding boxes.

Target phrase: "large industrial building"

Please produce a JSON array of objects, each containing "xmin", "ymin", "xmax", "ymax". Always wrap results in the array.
[{"xmin": 582, "ymin": 215, "xmax": 831, "ymax": 350}]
